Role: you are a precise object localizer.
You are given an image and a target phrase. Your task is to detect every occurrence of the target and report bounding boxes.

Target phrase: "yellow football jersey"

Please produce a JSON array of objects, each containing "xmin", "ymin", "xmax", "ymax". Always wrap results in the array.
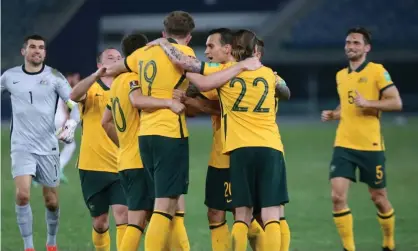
[
  {"xmin": 78, "ymin": 80, "xmax": 118, "ymax": 173},
  {"xmin": 125, "ymin": 39, "xmax": 196, "ymax": 138},
  {"xmin": 335, "ymin": 61, "xmax": 394, "ymax": 151},
  {"xmin": 201, "ymin": 62, "xmax": 283, "ymax": 153},
  {"xmin": 107, "ymin": 72, "xmax": 143, "ymax": 171},
  {"xmin": 201, "ymin": 90, "xmax": 230, "ymax": 169}
]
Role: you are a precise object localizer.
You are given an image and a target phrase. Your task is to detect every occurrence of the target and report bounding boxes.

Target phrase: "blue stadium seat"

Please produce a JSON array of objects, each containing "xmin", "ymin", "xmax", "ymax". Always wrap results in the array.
[
  {"xmin": 284, "ymin": 0, "xmax": 418, "ymax": 49},
  {"xmin": 1, "ymin": 0, "xmax": 55, "ymax": 66}
]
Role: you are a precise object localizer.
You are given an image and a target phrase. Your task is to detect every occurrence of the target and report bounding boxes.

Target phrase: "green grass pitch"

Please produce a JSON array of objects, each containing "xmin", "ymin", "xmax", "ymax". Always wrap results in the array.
[{"xmin": 1, "ymin": 117, "xmax": 418, "ymax": 251}]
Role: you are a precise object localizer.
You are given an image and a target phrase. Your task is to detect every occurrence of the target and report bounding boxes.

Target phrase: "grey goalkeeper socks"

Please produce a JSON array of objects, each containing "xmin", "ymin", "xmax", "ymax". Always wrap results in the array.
[{"xmin": 16, "ymin": 203, "xmax": 34, "ymax": 249}]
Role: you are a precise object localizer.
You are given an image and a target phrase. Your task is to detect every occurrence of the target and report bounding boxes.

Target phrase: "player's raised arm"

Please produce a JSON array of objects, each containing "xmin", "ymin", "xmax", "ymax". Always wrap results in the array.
[
  {"xmin": 147, "ymin": 38, "xmax": 203, "ymax": 73},
  {"xmin": 128, "ymin": 83, "xmax": 185, "ymax": 114},
  {"xmin": 101, "ymin": 106, "xmax": 119, "ymax": 147},
  {"xmin": 185, "ymin": 57, "xmax": 262, "ymax": 92},
  {"xmin": 70, "ymin": 67, "xmax": 106, "ymax": 102}
]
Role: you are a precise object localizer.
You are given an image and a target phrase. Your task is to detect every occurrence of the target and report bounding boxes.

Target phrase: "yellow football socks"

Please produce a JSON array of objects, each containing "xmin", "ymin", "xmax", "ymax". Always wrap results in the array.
[
  {"xmin": 209, "ymin": 221, "xmax": 231, "ymax": 251},
  {"xmin": 169, "ymin": 211, "xmax": 190, "ymax": 251},
  {"xmin": 116, "ymin": 223, "xmax": 127, "ymax": 250},
  {"xmin": 92, "ymin": 227, "xmax": 110, "ymax": 251},
  {"xmin": 231, "ymin": 221, "xmax": 248, "ymax": 251},
  {"xmin": 145, "ymin": 211, "xmax": 172, "ymax": 251},
  {"xmin": 248, "ymin": 219, "xmax": 265, "ymax": 251},
  {"xmin": 333, "ymin": 208, "xmax": 355, "ymax": 251},
  {"xmin": 119, "ymin": 224, "xmax": 143, "ymax": 251},
  {"xmin": 280, "ymin": 217, "xmax": 291, "ymax": 251},
  {"xmin": 264, "ymin": 220, "xmax": 281, "ymax": 250},
  {"xmin": 377, "ymin": 209, "xmax": 395, "ymax": 250}
]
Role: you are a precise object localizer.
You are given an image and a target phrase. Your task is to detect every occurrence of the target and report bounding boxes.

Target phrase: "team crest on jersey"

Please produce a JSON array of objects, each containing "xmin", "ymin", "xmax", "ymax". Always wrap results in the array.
[
  {"xmin": 39, "ymin": 79, "xmax": 48, "ymax": 85},
  {"xmin": 358, "ymin": 77, "xmax": 368, "ymax": 83}
]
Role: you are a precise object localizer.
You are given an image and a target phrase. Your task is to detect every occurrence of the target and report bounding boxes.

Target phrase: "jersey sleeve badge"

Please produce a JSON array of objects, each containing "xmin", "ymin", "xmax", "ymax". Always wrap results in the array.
[
  {"xmin": 129, "ymin": 80, "xmax": 139, "ymax": 89},
  {"xmin": 383, "ymin": 71, "xmax": 392, "ymax": 82}
]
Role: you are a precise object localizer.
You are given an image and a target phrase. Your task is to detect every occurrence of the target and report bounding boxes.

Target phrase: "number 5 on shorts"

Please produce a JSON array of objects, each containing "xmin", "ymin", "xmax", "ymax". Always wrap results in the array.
[{"xmin": 376, "ymin": 165, "xmax": 383, "ymax": 180}]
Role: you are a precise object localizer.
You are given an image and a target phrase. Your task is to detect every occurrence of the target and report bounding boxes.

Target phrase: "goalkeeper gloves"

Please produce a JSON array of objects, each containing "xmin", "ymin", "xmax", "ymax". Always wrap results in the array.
[{"xmin": 56, "ymin": 119, "xmax": 77, "ymax": 143}]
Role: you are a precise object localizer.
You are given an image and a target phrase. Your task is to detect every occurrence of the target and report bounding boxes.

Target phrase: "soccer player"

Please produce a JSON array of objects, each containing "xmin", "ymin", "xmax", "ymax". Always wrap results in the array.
[
  {"xmin": 148, "ymin": 30, "xmax": 284, "ymax": 251},
  {"xmin": 0, "ymin": 34, "xmax": 79, "ymax": 251},
  {"xmin": 107, "ymin": 13, "xmax": 260, "ymax": 251},
  {"xmin": 174, "ymin": 28, "xmax": 267, "ymax": 251},
  {"xmin": 321, "ymin": 27, "xmax": 402, "ymax": 251},
  {"xmin": 199, "ymin": 28, "xmax": 236, "ymax": 251},
  {"xmin": 101, "ymin": 32, "xmax": 186, "ymax": 251},
  {"xmin": 255, "ymin": 38, "xmax": 292, "ymax": 251},
  {"xmin": 104, "ymin": 11, "xmax": 197, "ymax": 251},
  {"xmin": 54, "ymin": 72, "xmax": 80, "ymax": 183},
  {"xmin": 70, "ymin": 48, "xmax": 128, "ymax": 251}
]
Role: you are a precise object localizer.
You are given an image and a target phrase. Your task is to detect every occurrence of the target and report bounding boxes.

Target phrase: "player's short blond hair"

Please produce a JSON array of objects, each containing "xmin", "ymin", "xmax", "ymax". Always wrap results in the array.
[
  {"xmin": 163, "ymin": 11, "xmax": 195, "ymax": 38},
  {"xmin": 96, "ymin": 47, "xmax": 117, "ymax": 63}
]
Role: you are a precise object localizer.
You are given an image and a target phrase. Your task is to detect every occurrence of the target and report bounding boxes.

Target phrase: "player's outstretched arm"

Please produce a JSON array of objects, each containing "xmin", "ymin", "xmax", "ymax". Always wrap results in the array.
[
  {"xmin": 129, "ymin": 88, "xmax": 185, "ymax": 114},
  {"xmin": 185, "ymin": 57, "xmax": 262, "ymax": 92},
  {"xmin": 173, "ymin": 87, "xmax": 221, "ymax": 116},
  {"xmin": 354, "ymin": 87, "xmax": 402, "ymax": 111},
  {"xmin": 101, "ymin": 108, "xmax": 119, "ymax": 147},
  {"xmin": 147, "ymin": 38, "xmax": 203, "ymax": 73},
  {"xmin": 70, "ymin": 68, "xmax": 106, "ymax": 103},
  {"xmin": 185, "ymin": 97, "xmax": 221, "ymax": 116}
]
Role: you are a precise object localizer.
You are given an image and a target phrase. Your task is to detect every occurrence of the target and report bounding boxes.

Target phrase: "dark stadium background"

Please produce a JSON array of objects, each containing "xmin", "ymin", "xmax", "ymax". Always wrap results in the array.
[{"xmin": 1, "ymin": 0, "xmax": 417, "ymax": 250}]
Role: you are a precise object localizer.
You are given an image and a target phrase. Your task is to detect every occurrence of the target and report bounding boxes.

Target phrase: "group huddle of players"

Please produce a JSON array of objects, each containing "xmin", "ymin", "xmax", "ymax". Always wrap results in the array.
[
  {"xmin": 3, "ymin": 8, "xmax": 403, "ymax": 251},
  {"xmin": 68, "ymin": 10, "xmax": 292, "ymax": 251}
]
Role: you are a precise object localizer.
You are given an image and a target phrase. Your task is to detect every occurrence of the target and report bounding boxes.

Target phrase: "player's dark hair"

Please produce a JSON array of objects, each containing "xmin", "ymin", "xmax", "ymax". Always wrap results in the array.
[
  {"xmin": 163, "ymin": 11, "xmax": 195, "ymax": 38},
  {"xmin": 256, "ymin": 37, "xmax": 265, "ymax": 57},
  {"xmin": 121, "ymin": 33, "xmax": 149, "ymax": 57},
  {"xmin": 208, "ymin": 28, "xmax": 234, "ymax": 45},
  {"xmin": 23, "ymin": 34, "xmax": 46, "ymax": 48},
  {"xmin": 232, "ymin": 29, "xmax": 258, "ymax": 61},
  {"xmin": 347, "ymin": 27, "xmax": 372, "ymax": 45},
  {"xmin": 96, "ymin": 47, "xmax": 118, "ymax": 63}
]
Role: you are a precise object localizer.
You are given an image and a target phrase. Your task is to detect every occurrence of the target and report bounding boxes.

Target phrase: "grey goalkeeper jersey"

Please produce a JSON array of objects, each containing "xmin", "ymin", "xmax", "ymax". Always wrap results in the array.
[{"xmin": 1, "ymin": 65, "xmax": 76, "ymax": 155}]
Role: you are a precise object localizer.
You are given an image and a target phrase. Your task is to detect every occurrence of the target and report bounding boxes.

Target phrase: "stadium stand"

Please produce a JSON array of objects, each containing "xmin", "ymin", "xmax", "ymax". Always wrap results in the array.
[{"xmin": 284, "ymin": 0, "xmax": 418, "ymax": 49}]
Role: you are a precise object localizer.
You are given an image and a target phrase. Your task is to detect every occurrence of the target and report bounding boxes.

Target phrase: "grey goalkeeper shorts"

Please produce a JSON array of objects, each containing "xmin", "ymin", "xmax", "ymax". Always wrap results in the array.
[{"xmin": 11, "ymin": 151, "xmax": 60, "ymax": 187}]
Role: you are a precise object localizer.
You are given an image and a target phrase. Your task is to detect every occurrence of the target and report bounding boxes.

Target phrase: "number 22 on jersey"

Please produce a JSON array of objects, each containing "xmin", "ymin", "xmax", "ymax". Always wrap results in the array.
[{"xmin": 228, "ymin": 77, "xmax": 270, "ymax": 113}]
